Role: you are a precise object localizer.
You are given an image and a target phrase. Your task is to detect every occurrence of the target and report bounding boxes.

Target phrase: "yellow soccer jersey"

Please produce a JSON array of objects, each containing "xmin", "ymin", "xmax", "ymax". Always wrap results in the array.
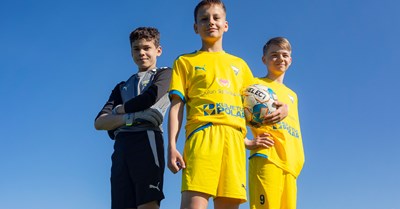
[
  {"xmin": 169, "ymin": 50, "xmax": 254, "ymax": 138},
  {"xmin": 249, "ymin": 77, "xmax": 305, "ymax": 177}
]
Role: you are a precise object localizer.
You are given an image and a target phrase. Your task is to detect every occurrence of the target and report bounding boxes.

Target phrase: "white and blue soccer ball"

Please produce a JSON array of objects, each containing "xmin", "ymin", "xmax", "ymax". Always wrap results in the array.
[{"xmin": 242, "ymin": 84, "xmax": 278, "ymax": 127}]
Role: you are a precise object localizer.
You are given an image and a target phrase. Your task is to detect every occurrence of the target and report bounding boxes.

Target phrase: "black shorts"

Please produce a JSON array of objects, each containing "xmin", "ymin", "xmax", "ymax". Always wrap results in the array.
[{"xmin": 111, "ymin": 130, "xmax": 165, "ymax": 209}]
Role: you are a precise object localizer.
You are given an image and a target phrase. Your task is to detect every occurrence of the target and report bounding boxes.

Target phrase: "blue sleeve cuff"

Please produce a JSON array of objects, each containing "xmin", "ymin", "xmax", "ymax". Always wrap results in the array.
[
  {"xmin": 169, "ymin": 90, "xmax": 186, "ymax": 103},
  {"xmin": 248, "ymin": 153, "xmax": 268, "ymax": 160}
]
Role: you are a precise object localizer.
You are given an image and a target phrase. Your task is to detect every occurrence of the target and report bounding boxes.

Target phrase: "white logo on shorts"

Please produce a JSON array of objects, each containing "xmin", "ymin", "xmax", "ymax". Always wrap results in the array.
[{"xmin": 149, "ymin": 182, "xmax": 160, "ymax": 191}]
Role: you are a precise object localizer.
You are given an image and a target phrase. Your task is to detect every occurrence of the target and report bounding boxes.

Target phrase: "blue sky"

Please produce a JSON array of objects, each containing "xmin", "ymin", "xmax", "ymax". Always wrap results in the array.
[{"xmin": 1, "ymin": 0, "xmax": 400, "ymax": 208}]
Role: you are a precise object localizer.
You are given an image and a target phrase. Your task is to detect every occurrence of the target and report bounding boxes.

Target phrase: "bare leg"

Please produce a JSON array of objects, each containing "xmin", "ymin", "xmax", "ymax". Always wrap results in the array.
[
  {"xmin": 214, "ymin": 197, "xmax": 241, "ymax": 209},
  {"xmin": 181, "ymin": 191, "xmax": 210, "ymax": 209},
  {"xmin": 127, "ymin": 200, "xmax": 159, "ymax": 209}
]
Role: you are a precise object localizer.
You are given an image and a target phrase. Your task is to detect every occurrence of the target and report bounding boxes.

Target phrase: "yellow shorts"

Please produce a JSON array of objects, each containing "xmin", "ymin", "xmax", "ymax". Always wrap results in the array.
[
  {"xmin": 249, "ymin": 157, "xmax": 297, "ymax": 209},
  {"xmin": 182, "ymin": 124, "xmax": 247, "ymax": 202}
]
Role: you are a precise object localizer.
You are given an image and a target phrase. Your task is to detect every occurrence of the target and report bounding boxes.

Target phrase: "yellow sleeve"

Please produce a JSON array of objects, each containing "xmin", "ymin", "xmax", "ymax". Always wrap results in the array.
[{"xmin": 169, "ymin": 57, "xmax": 187, "ymax": 102}]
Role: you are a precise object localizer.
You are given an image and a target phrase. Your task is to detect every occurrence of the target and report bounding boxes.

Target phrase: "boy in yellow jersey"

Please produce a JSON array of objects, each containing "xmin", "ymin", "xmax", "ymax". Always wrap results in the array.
[
  {"xmin": 246, "ymin": 37, "xmax": 305, "ymax": 209},
  {"xmin": 167, "ymin": 0, "xmax": 266, "ymax": 208}
]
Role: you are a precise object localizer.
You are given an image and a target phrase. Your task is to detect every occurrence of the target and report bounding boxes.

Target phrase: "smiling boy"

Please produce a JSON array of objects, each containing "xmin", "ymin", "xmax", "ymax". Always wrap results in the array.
[
  {"xmin": 95, "ymin": 27, "xmax": 171, "ymax": 209},
  {"xmin": 247, "ymin": 37, "xmax": 305, "ymax": 209},
  {"xmin": 167, "ymin": 1, "xmax": 255, "ymax": 209}
]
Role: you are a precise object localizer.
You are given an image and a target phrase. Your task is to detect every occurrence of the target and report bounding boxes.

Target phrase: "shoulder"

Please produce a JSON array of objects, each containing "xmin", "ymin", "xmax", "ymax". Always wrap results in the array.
[
  {"xmin": 223, "ymin": 52, "xmax": 251, "ymax": 71},
  {"xmin": 109, "ymin": 81, "xmax": 125, "ymax": 96},
  {"xmin": 155, "ymin": 67, "xmax": 172, "ymax": 77},
  {"xmin": 224, "ymin": 52, "xmax": 247, "ymax": 62},
  {"xmin": 156, "ymin": 66, "xmax": 172, "ymax": 73},
  {"xmin": 286, "ymin": 85, "xmax": 298, "ymax": 98},
  {"xmin": 277, "ymin": 81, "xmax": 296, "ymax": 96},
  {"xmin": 223, "ymin": 52, "xmax": 252, "ymax": 76},
  {"xmin": 153, "ymin": 67, "xmax": 172, "ymax": 82},
  {"xmin": 174, "ymin": 51, "xmax": 199, "ymax": 61},
  {"xmin": 113, "ymin": 81, "xmax": 125, "ymax": 90},
  {"xmin": 105, "ymin": 81, "xmax": 125, "ymax": 100}
]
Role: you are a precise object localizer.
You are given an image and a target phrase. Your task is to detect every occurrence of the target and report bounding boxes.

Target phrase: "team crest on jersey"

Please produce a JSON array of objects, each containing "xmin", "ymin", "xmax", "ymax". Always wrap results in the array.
[
  {"xmin": 203, "ymin": 104, "xmax": 216, "ymax": 115},
  {"xmin": 217, "ymin": 78, "xmax": 230, "ymax": 88},
  {"xmin": 231, "ymin": 65, "xmax": 239, "ymax": 75},
  {"xmin": 141, "ymin": 80, "xmax": 150, "ymax": 87}
]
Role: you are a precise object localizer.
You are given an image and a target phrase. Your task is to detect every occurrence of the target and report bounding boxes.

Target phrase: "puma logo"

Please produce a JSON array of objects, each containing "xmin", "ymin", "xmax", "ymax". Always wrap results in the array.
[
  {"xmin": 149, "ymin": 182, "xmax": 160, "ymax": 191},
  {"xmin": 195, "ymin": 66, "xmax": 206, "ymax": 71}
]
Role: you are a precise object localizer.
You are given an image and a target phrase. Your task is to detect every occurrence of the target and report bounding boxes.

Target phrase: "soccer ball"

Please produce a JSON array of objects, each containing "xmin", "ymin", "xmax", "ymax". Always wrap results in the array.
[{"xmin": 242, "ymin": 84, "xmax": 278, "ymax": 127}]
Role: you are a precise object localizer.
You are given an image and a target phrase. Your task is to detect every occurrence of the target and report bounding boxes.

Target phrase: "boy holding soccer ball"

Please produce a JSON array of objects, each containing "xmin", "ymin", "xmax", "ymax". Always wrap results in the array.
[
  {"xmin": 94, "ymin": 27, "xmax": 171, "ymax": 209},
  {"xmin": 246, "ymin": 37, "xmax": 305, "ymax": 209}
]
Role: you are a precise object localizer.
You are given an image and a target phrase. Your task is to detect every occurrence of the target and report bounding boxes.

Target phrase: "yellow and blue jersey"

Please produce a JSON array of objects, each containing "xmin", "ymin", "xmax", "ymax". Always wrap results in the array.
[
  {"xmin": 250, "ymin": 78, "xmax": 305, "ymax": 178},
  {"xmin": 169, "ymin": 50, "xmax": 254, "ymax": 138}
]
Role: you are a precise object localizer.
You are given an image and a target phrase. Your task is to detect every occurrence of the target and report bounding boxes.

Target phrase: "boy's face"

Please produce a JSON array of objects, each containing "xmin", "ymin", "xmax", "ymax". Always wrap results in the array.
[
  {"xmin": 131, "ymin": 38, "xmax": 162, "ymax": 72},
  {"xmin": 262, "ymin": 44, "xmax": 292, "ymax": 75},
  {"xmin": 194, "ymin": 4, "xmax": 228, "ymax": 42}
]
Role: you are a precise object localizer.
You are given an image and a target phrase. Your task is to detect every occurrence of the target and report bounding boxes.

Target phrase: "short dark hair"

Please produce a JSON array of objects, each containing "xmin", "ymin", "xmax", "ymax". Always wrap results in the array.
[
  {"xmin": 194, "ymin": 0, "xmax": 226, "ymax": 22},
  {"xmin": 129, "ymin": 27, "xmax": 160, "ymax": 47},
  {"xmin": 263, "ymin": 37, "xmax": 292, "ymax": 55}
]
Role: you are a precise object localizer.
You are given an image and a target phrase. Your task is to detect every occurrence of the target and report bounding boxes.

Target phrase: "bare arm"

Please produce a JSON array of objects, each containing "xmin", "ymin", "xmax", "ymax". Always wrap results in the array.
[
  {"xmin": 167, "ymin": 95, "xmax": 185, "ymax": 174},
  {"xmin": 94, "ymin": 83, "xmax": 124, "ymax": 132},
  {"xmin": 94, "ymin": 113, "xmax": 125, "ymax": 130}
]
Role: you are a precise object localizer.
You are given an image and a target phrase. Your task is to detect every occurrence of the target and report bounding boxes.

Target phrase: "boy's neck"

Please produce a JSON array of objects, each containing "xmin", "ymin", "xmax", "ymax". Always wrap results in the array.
[{"xmin": 199, "ymin": 39, "xmax": 224, "ymax": 52}]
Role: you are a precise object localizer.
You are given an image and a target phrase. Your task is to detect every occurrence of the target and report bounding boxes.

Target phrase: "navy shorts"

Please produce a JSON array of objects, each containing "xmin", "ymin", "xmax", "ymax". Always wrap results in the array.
[{"xmin": 111, "ymin": 130, "xmax": 165, "ymax": 209}]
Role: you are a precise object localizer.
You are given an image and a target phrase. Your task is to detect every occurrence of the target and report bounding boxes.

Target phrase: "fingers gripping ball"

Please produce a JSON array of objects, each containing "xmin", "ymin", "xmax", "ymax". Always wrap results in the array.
[{"xmin": 242, "ymin": 84, "xmax": 278, "ymax": 127}]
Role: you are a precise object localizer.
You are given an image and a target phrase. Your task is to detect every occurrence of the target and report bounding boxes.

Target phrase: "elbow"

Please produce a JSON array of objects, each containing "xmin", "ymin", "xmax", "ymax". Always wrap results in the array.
[{"xmin": 94, "ymin": 119, "xmax": 104, "ymax": 130}]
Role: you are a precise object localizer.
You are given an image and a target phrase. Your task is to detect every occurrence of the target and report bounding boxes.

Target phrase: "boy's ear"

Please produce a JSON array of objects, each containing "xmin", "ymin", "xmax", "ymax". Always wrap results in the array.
[
  {"xmin": 224, "ymin": 21, "xmax": 229, "ymax": 32},
  {"xmin": 157, "ymin": 46, "xmax": 162, "ymax": 56},
  {"xmin": 262, "ymin": 55, "xmax": 267, "ymax": 65},
  {"xmin": 194, "ymin": 23, "xmax": 199, "ymax": 34}
]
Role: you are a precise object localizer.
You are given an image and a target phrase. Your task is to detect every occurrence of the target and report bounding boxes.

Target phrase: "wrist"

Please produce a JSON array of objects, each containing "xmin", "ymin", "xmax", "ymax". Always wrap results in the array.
[
  {"xmin": 168, "ymin": 143, "xmax": 177, "ymax": 150},
  {"xmin": 243, "ymin": 137, "xmax": 250, "ymax": 145},
  {"xmin": 123, "ymin": 113, "xmax": 134, "ymax": 126}
]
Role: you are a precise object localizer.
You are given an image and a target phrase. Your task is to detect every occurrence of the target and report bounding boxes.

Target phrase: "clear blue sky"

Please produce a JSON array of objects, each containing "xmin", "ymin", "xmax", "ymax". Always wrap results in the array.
[{"xmin": 1, "ymin": 0, "xmax": 400, "ymax": 208}]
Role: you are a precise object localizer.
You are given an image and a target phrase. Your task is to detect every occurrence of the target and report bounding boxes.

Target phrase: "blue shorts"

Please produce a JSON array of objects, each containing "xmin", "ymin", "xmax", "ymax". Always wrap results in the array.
[{"xmin": 111, "ymin": 131, "xmax": 165, "ymax": 209}]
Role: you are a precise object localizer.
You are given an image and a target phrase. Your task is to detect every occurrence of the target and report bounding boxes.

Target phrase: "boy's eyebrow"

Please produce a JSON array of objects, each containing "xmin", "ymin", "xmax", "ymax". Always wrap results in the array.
[
  {"xmin": 132, "ymin": 44, "xmax": 152, "ymax": 48},
  {"xmin": 269, "ymin": 50, "xmax": 290, "ymax": 54}
]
